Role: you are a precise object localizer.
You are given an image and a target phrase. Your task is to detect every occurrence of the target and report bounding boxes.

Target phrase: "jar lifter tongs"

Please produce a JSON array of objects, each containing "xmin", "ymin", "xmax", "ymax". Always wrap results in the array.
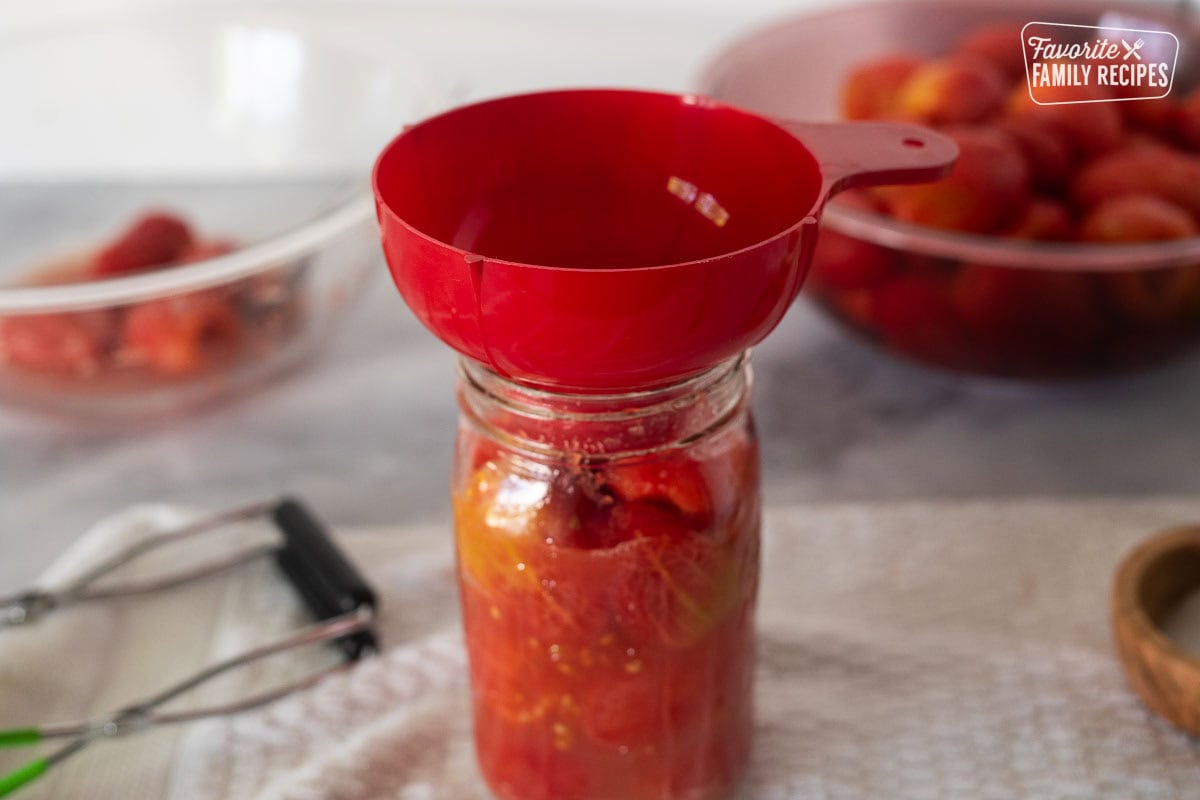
[{"xmin": 0, "ymin": 498, "xmax": 377, "ymax": 797}]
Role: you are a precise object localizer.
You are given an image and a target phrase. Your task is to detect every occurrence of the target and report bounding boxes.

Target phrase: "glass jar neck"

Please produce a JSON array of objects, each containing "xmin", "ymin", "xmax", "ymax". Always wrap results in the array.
[{"xmin": 457, "ymin": 354, "xmax": 751, "ymax": 461}]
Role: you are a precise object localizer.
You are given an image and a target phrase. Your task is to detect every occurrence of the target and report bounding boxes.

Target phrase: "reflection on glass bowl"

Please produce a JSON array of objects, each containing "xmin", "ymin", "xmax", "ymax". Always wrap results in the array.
[{"xmin": 0, "ymin": 7, "xmax": 444, "ymax": 418}]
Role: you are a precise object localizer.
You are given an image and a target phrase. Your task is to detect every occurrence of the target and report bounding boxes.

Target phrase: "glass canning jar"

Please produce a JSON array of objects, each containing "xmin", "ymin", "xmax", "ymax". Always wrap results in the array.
[{"xmin": 452, "ymin": 354, "xmax": 761, "ymax": 800}]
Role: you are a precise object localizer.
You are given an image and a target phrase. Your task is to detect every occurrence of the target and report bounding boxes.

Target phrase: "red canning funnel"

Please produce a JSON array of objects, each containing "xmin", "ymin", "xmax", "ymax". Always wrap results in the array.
[{"xmin": 373, "ymin": 89, "xmax": 956, "ymax": 390}]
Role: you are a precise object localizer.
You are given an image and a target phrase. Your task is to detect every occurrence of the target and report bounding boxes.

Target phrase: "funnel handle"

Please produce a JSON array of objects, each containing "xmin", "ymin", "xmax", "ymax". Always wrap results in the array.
[{"xmin": 780, "ymin": 120, "xmax": 958, "ymax": 195}]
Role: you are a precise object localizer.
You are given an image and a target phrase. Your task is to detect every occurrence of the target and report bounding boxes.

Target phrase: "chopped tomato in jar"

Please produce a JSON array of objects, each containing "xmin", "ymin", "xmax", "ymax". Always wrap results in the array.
[{"xmin": 453, "ymin": 357, "xmax": 759, "ymax": 800}]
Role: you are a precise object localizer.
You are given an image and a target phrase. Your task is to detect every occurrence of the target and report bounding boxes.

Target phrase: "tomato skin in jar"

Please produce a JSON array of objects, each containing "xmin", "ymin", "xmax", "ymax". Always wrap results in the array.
[{"xmin": 452, "ymin": 356, "xmax": 760, "ymax": 800}]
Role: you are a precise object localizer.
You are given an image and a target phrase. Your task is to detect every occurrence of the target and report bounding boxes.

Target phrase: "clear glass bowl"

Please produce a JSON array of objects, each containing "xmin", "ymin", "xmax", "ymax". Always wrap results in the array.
[
  {"xmin": 0, "ymin": 8, "xmax": 444, "ymax": 417},
  {"xmin": 700, "ymin": 0, "xmax": 1200, "ymax": 379}
]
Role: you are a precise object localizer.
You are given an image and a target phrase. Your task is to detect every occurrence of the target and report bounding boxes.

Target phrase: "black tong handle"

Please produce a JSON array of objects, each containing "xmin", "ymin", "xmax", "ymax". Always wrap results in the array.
[{"xmin": 271, "ymin": 498, "xmax": 378, "ymax": 660}]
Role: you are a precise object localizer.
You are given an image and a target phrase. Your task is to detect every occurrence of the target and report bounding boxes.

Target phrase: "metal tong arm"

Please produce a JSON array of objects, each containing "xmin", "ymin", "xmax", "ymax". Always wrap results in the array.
[
  {"xmin": 0, "ymin": 497, "xmax": 380, "ymax": 798},
  {"xmin": 44, "ymin": 605, "xmax": 374, "ymax": 739},
  {"xmin": 0, "ymin": 499, "xmax": 277, "ymax": 627},
  {"xmin": 0, "ymin": 607, "xmax": 374, "ymax": 797}
]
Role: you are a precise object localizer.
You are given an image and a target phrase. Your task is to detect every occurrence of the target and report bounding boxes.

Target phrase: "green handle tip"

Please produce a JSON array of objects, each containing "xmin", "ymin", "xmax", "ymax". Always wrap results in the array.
[
  {"xmin": 0, "ymin": 730, "xmax": 40, "ymax": 749},
  {"xmin": 0, "ymin": 758, "xmax": 48, "ymax": 797}
]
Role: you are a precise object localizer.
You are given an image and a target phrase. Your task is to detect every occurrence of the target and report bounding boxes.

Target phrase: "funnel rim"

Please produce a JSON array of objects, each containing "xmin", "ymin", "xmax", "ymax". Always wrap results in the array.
[{"xmin": 370, "ymin": 87, "xmax": 826, "ymax": 274}]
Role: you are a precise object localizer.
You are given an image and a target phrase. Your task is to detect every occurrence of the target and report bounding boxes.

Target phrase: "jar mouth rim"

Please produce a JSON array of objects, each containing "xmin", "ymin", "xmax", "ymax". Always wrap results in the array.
[
  {"xmin": 456, "ymin": 353, "xmax": 749, "ymax": 423},
  {"xmin": 457, "ymin": 353, "xmax": 753, "ymax": 462}
]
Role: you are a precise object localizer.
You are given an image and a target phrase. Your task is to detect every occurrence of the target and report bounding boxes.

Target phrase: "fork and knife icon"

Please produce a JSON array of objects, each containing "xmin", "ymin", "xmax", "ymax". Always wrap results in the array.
[{"xmin": 1121, "ymin": 38, "xmax": 1146, "ymax": 60}]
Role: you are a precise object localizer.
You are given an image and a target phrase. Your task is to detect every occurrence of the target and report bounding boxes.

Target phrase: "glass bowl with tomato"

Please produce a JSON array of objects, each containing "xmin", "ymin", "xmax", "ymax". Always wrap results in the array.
[
  {"xmin": 702, "ymin": 0, "xmax": 1200, "ymax": 379},
  {"xmin": 0, "ymin": 8, "xmax": 442, "ymax": 417}
]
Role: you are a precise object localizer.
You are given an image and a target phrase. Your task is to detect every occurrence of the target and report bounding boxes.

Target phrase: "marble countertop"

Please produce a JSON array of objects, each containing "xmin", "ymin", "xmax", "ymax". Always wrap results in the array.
[{"xmin": 4, "ymin": 2, "xmax": 1200, "ymax": 590}]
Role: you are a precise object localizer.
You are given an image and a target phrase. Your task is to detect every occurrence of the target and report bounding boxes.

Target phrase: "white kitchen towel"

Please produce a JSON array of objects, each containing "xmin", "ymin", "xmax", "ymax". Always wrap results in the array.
[{"xmin": 0, "ymin": 498, "xmax": 1198, "ymax": 800}]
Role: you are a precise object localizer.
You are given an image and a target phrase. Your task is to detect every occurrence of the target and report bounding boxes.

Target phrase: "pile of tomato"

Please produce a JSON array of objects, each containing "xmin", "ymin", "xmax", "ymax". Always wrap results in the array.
[
  {"xmin": 811, "ymin": 22, "xmax": 1200, "ymax": 377},
  {"xmin": 453, "ymin": 416, "xmax": 759, "ymax": 800},
  {"xmin": 0, "ymin": 212, "xmax": 301, "ymax": 383}
]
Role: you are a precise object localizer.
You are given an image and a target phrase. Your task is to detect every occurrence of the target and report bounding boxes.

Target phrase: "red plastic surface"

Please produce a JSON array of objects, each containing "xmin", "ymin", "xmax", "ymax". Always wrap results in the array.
[{"xmin": 372, "ymin": 89, "xmax": 955, "ymax": 389}]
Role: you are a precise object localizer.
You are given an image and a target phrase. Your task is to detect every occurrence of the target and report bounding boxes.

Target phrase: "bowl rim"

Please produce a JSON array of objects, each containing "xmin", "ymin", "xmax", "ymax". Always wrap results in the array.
[
  {"xmin": 0, "ymin": 196, "xmax": 374, "ymax": 314},
  {"xmin": 697, "ymin": 0, "xmax": 1200, "ymax": 272},
  {"xmin": 0, "ymin": 3, "xmax": 446, "ymax": 314},
  {"xmin": 823, "ymin": 202, "xmax": 1200, "ymax": 271}
]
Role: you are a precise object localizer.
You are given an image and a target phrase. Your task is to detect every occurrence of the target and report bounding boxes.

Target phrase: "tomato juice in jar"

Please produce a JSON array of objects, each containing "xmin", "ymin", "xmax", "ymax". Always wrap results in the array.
[{"xmin": 452, "ymin": 354, "xmax": 761, "ymax": 800}]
